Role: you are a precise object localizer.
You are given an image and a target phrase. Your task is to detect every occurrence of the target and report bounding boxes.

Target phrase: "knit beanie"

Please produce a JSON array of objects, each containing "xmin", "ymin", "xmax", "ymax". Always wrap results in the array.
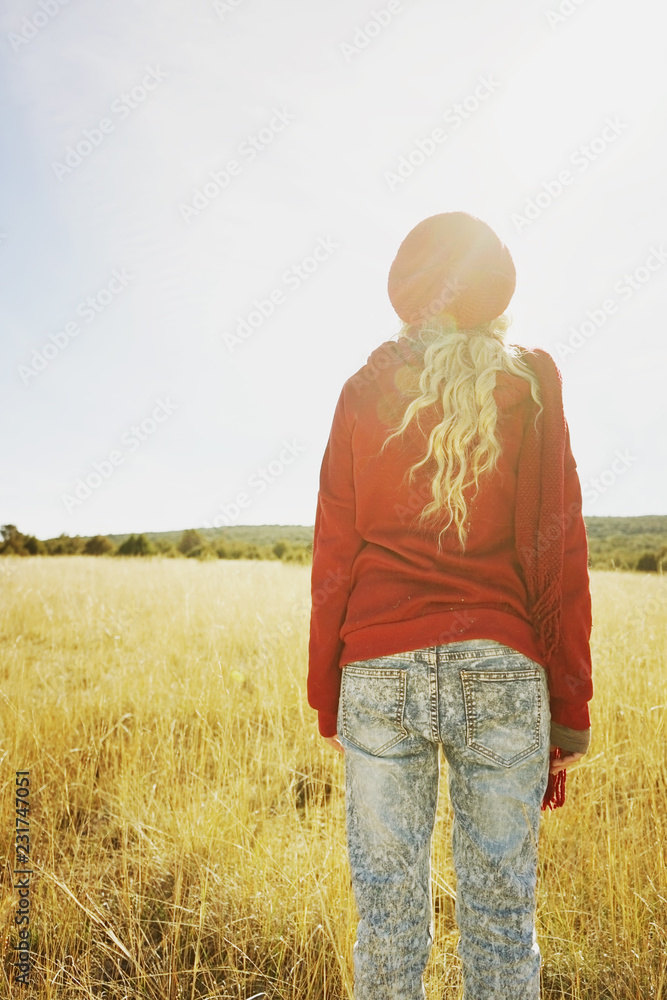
[{"xmin": 387, "ymin": 212, "xmax": 516, "ymax": 328}]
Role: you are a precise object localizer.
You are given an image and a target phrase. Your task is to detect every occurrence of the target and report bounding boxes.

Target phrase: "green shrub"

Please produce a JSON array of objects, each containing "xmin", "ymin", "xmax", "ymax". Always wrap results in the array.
[{"xmin": 117, "ymin": 534, "xmax": 154, "ymax": 556}]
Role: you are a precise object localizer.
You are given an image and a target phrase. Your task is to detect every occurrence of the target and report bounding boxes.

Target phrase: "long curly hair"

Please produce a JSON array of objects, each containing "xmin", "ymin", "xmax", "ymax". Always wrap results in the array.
[{"xmin": 379, "ymin": 312, "xmax": 543, "ymax": 551}]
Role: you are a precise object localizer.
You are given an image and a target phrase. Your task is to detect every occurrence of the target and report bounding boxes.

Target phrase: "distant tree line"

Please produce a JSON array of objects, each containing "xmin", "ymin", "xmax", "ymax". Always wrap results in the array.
[
  {"xmin": 1, "ymin": 523, "xmax": 665, "ymax": 572},
  {"xmin": 0, "ymin": 525, "xmax": 312, "ymax": 564}
]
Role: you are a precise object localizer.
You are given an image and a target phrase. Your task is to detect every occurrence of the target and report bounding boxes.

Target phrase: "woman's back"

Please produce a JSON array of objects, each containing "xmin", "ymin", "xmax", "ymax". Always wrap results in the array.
[
  {"xmin": 308, "ymin": 331, "xmax": 592, "ymax": 743},
  {"xmin": 347, "ymin": 335, "xmax": 535, "ymax": 595}
]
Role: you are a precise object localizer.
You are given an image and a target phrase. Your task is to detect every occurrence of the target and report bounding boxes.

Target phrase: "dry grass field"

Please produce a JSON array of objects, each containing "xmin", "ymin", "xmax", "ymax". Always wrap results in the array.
[{"xmin": 0, "ymin": 556, "xmax": 666, "ymax": 999}]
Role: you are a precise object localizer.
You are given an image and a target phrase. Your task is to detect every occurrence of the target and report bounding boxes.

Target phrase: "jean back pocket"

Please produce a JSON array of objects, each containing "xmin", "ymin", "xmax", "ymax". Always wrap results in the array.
[
  {"xmin": 460, "ymin": 666, "xmax": 544, "ymax": 767},
  {"xmin": 339, "ymin": 664, "xmax": 408, "ymax": 756}
]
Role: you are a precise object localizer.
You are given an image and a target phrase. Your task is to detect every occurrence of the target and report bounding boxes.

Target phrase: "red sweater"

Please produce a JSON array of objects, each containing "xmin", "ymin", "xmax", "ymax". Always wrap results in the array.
[{"xmin": 307, "ymin": 337, "xmax": 593, "ymax": 739}]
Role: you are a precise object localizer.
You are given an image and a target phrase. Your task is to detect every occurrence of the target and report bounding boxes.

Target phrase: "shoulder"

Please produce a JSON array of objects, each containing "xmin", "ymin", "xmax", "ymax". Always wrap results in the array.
[
  {"xmin": 515, "ymin": 345, "xmax": 563, "ymax": 383},
  {"xmin": 343, "ymin": 339, "xmax": 410, "ymax": 392}
]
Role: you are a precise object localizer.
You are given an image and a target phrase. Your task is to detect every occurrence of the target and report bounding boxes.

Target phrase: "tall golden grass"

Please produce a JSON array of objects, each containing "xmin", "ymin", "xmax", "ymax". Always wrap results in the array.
[{"xmin": 0, "ymin": 556, "xmax": 665, "ymax": 999}]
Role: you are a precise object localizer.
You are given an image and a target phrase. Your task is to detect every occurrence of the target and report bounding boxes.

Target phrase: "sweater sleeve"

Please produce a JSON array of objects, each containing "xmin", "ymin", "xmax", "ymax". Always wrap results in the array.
[
  {"xmin": 545, "ymin": 422, "xmax": 594, "ymax": 739},
  {"xmin": 307, "ymin": 388, "xmax": 365, "ymax": 737}
]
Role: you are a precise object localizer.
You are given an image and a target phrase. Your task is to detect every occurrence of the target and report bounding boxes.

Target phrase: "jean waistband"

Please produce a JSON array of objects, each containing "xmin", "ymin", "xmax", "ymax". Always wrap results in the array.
[
  {"xmin": 353, "ymin": 640, "xmax": 529, "ymax": 667},
  {"xmin": 429, "ymin": 639, "xmax": 521, "ymax": 660}
]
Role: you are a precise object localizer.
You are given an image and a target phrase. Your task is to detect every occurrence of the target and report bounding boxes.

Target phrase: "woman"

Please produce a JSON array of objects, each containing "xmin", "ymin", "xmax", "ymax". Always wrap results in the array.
[{"xmin": 307, "ymin": 212, "xmax": 593, "ymax": 1000}]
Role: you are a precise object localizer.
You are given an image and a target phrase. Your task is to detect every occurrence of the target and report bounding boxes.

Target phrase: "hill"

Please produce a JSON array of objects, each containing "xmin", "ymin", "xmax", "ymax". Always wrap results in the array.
[
  {"xmin": 584, "ymin": 515, "xmax": 667, "ymax": 570},
  {"xmin": 106, "ymin": 524, "xmax": 314, "ymax": 549},
  {"xmin": 2, "ymin": 518, "xmax": 666, "ymax": 571}
]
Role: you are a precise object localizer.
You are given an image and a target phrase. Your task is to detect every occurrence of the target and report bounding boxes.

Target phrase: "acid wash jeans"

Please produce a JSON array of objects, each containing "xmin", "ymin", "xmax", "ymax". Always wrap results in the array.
[{"xmin": 336, "ymin": 638, "xmax": 551, "ymax": 1000}]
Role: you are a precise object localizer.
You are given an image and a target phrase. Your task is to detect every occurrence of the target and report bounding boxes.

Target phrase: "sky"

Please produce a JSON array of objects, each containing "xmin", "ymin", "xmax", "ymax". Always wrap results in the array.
[{"xmin": 1, "ymin": 0, "xmax": 665, "ymax": 540}]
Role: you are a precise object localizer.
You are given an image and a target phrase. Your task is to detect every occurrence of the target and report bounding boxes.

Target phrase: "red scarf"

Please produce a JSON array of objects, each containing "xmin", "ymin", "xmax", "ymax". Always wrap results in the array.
[{"xmin": 515, "ymin": 348, "xmax": 569, "ymax": 810}]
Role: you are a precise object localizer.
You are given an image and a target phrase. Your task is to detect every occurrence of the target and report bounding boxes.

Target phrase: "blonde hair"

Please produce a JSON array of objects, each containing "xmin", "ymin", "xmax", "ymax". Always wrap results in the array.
[{"xmin": 379, "ymin": 312, "xmax": 542, "ymax": 552}]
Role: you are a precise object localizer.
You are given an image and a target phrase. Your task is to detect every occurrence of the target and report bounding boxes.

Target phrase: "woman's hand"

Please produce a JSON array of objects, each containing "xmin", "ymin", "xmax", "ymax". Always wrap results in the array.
[
  {"xmin": 323, "ymin": 734, "xmax": 345, "ymax": 754},
  {"xmin": 549, "ymin": 744, "xmax": 584, "ymax": 775}
]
